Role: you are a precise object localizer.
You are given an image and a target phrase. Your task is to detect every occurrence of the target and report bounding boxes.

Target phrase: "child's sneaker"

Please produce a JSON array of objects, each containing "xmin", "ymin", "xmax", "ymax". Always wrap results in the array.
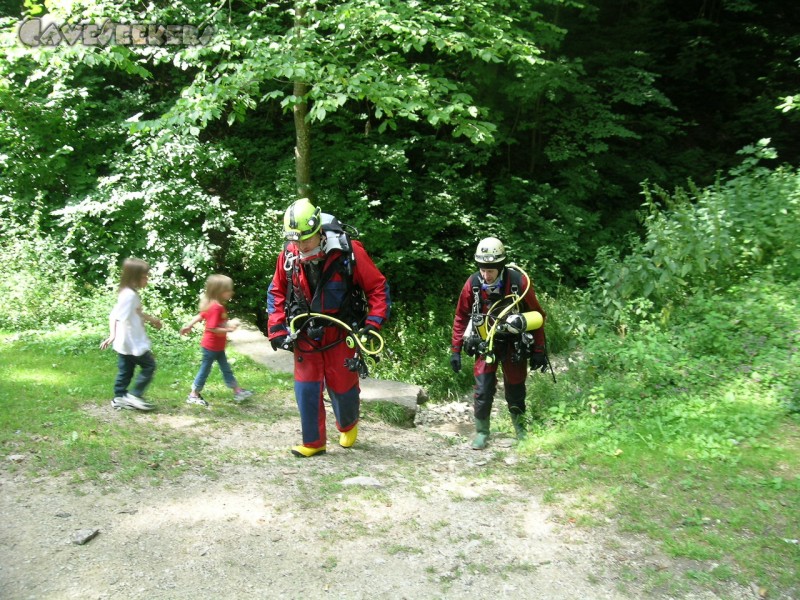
[
  {"xmin": 186, "ymin": 393, "xmax": 209, "ymax": 407},
  {"xmin": 123, "ymin": 393, "xmax": 155, "ymax": 411},
  {"xmin": 233, "ymin": 389, "xmax": 253, "ymax": 403},
  {"xmin": 111, "ymin": 396, "xmax": 134, "ymax": 410}
]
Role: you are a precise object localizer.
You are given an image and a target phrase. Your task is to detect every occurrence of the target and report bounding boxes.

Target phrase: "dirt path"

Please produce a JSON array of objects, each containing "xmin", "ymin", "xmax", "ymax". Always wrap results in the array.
[{"xmin": 0, "ymin": 333, "xmax": 754, "ymax": 599}]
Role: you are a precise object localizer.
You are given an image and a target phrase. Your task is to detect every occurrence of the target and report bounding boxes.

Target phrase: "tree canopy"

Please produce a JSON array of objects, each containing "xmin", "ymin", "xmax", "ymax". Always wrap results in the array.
[{"xmin": 1, "ymin": 0, "xmax": 798, "ymax": 311}]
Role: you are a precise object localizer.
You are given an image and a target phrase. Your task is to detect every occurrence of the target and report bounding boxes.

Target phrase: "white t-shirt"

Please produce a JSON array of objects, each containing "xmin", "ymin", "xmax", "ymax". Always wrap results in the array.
[{"xmin": 111, "ymin": 287, "xmax": 151, "ymax": 356}]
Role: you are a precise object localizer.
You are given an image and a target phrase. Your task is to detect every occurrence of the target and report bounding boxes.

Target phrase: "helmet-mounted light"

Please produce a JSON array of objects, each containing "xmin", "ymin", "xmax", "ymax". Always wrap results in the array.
[
  {"xmin": 474, "ymin": 237, "xmax": 507, "ymax": 269},
  {"xmin": 283, "ymin": 198, "xmax": 322, "ymax": 241}
]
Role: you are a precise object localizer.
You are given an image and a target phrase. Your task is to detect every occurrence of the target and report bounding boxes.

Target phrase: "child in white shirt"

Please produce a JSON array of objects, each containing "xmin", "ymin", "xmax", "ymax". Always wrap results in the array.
[{"xmin": 100, "ymin": 258, "xmax": 162, "ymax": 411}]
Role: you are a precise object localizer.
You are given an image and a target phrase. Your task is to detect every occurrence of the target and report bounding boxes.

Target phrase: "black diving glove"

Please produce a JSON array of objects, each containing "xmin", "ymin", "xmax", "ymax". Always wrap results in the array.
[
  {"xmin": 450, "ymin": 352, "xmax": 462, "ymax": 373},
  {"xmin": 529, "ymin": 352, "xmax": 547, "ymax": 372},
  {"xmin": 271, "ymin": 334, "xmax": 294, "ymax": 352},
  {"xmin": 357, "ymin": 324, "xmax": 379, "ymax": 341}
]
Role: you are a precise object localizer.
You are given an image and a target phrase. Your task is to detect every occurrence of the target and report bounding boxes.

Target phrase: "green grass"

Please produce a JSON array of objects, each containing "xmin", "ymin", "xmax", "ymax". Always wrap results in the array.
[
  {"xmin": 361, "ymin": 399, "xmax": 415, "ymax": 427},
  {"xmin": 386, "ymin": 543, "xmax": 424, "ymax": 555},
  {"xmin": 0, "ymin": 326, "xmax": 294, "ymax": 484},
  {"xmin": 514, "ymin": 389, "xmax": 800, "ymax": 597}
]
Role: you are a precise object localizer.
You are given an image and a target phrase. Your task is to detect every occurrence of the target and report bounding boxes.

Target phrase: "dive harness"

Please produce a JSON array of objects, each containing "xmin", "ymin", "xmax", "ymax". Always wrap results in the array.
[
  {"xmin": 464, "ymin": 262, "xmax": 556, "ymax": 383},
  {"xmin": 281, "ymin": 215, "xmax": 379, "ymax": 378},
  {"xmin": 288, "ymin": 312, "xmax": 384, "ymax": 379}
]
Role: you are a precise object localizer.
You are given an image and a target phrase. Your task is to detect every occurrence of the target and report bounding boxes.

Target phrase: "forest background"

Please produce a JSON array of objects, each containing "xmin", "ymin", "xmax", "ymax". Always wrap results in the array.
[
  {"xmin": 2, "ymin": 0, "xmax": 798, "ymax": 316},
  {"xmin": 1, "ymin": 1, "xmax": 799, "ymax": 595},
  {"xmin": 2, "ymin": 0, "xmax": 798, "ymax": 395}
]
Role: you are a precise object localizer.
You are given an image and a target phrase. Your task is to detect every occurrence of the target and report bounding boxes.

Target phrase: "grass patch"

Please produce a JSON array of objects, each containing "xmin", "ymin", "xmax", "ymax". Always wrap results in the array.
[
  {"xmin": 510, "ymin": 273, "xmax": 800, "ymax": 597},
  {"xmin": 361, "ymin": 401, "xmax": 415, "ymax": 427},
  {"xmin": 516, "ymin": 412, "xmax": 800, "ymax": 595},
  {"xmin": 386, "ymin": 543, "xmax": 424, "ymax": 555},
  {"xmin": 0, "ymin": 326, "xmax": 293, "ymax": 483}
]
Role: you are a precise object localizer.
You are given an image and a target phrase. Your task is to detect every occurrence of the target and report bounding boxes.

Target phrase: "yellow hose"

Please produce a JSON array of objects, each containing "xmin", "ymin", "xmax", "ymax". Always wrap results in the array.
[
  {"xmin": 484, "ymin": 262, "xmax": 531, "ymax": 360},
  {"xmin": 288, "ymin": 312, "xmax": 384, "ymax": 356}
]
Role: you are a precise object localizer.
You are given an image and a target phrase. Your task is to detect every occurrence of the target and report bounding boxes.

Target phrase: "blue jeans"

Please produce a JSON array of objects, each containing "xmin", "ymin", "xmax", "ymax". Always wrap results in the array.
[
  {"xmin": 192, "ymin": 347, "xmax": 238, "ymax": 392},
  {"xmin": 114, "ymin": 351, "xmax": 156, "ymax": 398}
]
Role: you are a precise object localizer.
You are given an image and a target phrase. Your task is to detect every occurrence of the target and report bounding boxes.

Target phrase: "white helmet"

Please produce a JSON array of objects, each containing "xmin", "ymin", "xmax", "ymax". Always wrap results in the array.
[{"xmin": 474, "ymin": 237, "xmax": 506, "ymax": 269}]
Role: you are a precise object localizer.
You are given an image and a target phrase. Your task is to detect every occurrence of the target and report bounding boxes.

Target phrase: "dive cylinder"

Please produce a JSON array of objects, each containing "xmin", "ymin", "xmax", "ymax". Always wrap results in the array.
[
  {"xmin": 472, "ymin": 314, "xmax": 489, "ymax": 340},
  {"xmin": 320, "ymin": 214, "xmax": 351, "ymax": 253},
  {"xmin": 502, "ymin": 311, "xmax": 544, "ymax": 334}
]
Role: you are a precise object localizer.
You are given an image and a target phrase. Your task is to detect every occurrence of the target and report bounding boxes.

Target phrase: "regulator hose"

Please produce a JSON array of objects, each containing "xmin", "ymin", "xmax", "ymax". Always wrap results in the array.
[
  {"xmin": 484, "ymin": 262, "xmax": 532, "ymax": 361},
  {"xmin": 288, "ymin": 312, "xmax": 384, "ymax": 357},
  {"xmin": 480, "ymin": 264, "xmax": 556, "ymax": 382}
]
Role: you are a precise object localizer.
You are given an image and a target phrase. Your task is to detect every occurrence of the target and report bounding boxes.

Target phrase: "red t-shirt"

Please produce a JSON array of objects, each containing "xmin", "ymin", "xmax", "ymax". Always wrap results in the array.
[{"xmin": 201, "ymin": 301, "xmax": 228, "ymax": 351}]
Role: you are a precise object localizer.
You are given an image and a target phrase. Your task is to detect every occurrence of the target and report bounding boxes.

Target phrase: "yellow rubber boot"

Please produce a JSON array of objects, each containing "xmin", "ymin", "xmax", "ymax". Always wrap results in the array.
[
  {"xmin": 339, "ymin": 424, "xmax": 358, "ymax": 448},
  {"xmin": 291, "ymin": 445, "xmax": 326, "ymax": 457}
]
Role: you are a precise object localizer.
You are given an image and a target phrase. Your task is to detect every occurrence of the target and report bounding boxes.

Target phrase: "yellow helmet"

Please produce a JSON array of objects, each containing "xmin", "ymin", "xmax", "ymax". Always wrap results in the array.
[
  {"xmin": 283, "ymin": 198, "xmax": 321, "ymax": 241},
  {"xmin": 474, "ymin": 237, "xmax": 506, "ymax": 269}
]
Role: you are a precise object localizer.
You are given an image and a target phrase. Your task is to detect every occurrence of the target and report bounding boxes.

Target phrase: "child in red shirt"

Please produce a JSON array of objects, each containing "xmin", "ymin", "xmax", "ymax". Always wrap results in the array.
[{"xmin": 180, "ymin": 275, "xmax": 252, "ymax": 406}]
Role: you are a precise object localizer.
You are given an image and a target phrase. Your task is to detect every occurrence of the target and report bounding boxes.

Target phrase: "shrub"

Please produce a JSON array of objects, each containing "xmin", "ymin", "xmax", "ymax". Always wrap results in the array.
[
  {"xmin": 0, "ymin": 226, "xmax": 99, "ymax": 330},
  {"xmin": 589, "ymin": 145, "xmax": 800, "ymax": 331},
  {"xmin": 372, "ymin": 297, "xmax": 473, "ymax": 401}
]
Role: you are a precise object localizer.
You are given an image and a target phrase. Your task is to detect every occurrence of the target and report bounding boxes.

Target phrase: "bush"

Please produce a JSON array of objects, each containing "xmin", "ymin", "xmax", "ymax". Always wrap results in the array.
[
  {"xmin": 53, "ymin": 134, "xmax": 242, "ymax": 306},
  {"xmin": 588, "ymin": 146, "xmax": 800, "ymax": 331},
  {"xmin": 0, "ymin": 228, "xmax": 100, "ymax": 330}
]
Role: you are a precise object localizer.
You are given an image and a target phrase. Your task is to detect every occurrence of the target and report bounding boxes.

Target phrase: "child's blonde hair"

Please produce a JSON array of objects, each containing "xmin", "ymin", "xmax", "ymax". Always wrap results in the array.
[
  {"xmin": 200, "ymin": 274, "xmax": 234, "ymax": 311},
  {"xmin": 118, "ymin": 258, "xmax": 150, "ymax": 293}
]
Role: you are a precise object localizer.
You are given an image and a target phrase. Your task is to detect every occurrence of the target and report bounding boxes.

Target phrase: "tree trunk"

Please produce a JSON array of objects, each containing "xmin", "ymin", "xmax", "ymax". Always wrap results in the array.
[
  {"xmin": 293, "ymin": 1, "xmax": 311, "ymax": 200},
  {"xmin": 293, "ymin": 80, "xmax": 311, "ymax": 199}
]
